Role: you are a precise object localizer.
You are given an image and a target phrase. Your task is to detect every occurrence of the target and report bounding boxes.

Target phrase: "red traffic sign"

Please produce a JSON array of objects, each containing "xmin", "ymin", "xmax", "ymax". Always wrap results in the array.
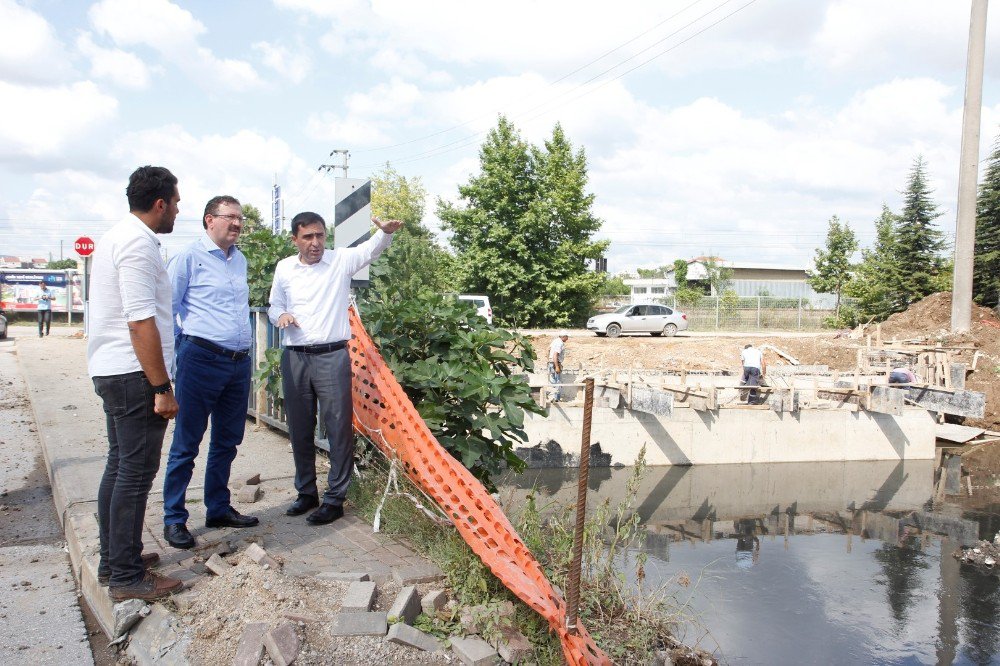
[{"xmin": 74, "ymin": 236, "xmax": 95, "ymax": 257}]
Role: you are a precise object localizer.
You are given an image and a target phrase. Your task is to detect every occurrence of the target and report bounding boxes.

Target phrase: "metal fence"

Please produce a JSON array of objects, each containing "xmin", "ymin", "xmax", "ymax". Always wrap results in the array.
[{"xmin": 598, "ymin": 295, "xmax": 853, "ymax": 332}]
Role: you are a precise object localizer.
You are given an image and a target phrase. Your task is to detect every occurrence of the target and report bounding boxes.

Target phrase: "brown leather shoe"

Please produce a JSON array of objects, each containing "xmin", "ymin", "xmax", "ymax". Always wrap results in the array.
[
  {"xmin": 109, "ymin": 571, "xmax": 182, "ymax": 601},
  {"xmin": 98, "ymin": 552, "xmax": 161, "ymax": 586}
]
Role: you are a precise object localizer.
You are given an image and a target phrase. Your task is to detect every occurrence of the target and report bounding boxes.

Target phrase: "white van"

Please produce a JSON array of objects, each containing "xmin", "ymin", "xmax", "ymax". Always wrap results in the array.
[{"xmin": 458, "ymin": 294, "xmax": 493, "ymax": 325}]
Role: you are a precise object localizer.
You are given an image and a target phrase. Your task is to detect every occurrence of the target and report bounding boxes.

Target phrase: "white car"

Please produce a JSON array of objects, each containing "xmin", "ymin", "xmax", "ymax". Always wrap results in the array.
[
  {"xmin": 458, "ymin": 294, "xmax": 493, "ymax": 325},
  {"xmin": 587, "ymin": 303, "xmax": 688, "ymax": 338},
  {"xmin": 0, "ymin": 311, "xmax": 6, "ymax": 339}
]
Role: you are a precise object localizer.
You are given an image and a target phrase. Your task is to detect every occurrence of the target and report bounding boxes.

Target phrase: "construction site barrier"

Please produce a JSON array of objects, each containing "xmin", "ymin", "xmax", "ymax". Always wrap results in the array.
[{"xmin": 347, "ymin": 306, "xmax": 609, "ymax": 665}]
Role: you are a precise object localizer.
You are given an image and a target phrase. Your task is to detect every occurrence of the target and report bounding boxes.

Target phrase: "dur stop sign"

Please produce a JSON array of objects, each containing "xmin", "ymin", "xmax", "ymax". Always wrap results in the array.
[{"xmin": 75, "ymin": 236, "xmax": 95, "ymax": 256}]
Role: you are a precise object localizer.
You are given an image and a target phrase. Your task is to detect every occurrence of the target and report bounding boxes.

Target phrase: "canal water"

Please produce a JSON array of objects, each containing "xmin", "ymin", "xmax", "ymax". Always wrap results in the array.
[{"xmin": 501, "ymin": 460, "xmax": 1000, "ymax": 665}]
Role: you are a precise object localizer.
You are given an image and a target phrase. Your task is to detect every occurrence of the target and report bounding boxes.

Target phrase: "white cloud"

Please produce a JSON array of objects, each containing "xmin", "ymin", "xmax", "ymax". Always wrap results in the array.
[
  {"xmin": 0, "ymin": 81, "xmax": 118, "ymax": 160},
  {"xmin": 0, "ymin": 0, "xmax": 73, "ymax": 84},
  {"xmin": 76, "ymin": 32, "xmax": 153, "ymax": 89},
  {"xmin": 252, "ymin": 40, "xmax": 311, "ymax": 84},
  {"xmin": 306, "ymin": 79, "xmax": 423, "ymax": 145},
  {"xmin": 88, "ymin": 0, "xmax": 261, "ymax": 91}
]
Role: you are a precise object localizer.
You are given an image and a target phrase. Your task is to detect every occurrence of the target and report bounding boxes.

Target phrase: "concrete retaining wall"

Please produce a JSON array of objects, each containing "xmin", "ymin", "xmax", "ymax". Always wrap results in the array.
[{"xmin": 518, "ymin": 404, "xmax": 936, "ymax": 466}]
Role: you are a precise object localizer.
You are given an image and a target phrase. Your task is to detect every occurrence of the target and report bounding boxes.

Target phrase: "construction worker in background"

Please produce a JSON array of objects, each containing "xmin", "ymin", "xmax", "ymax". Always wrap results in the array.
[
  {"xmin": 548, "ymin": 331, "xmax": 569, "ymax": 402},
  {"xmin": 740, "ymin": 343, "xmax": 766, "ymax": 404},
  {"xmin": 889, "ymin": 366, "xmax": 917, "ymax": 385}
]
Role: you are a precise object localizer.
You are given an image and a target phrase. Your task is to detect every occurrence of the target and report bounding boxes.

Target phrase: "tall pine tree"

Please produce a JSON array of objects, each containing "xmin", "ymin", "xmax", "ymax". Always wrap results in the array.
[
  {"xmin": 895, "ymin": 156, "xmax": 946, "ymax": 308},
  {"xmin": 846, "ymin": 205, "xmax": 904, "ymax": 321},
  {"xmin": 438, "ymin": 117, "xmax": 607, "ymax": 327},
  {"xmin": 974, "ymin": 136, "xmax": 1000, "ymax": 308}
]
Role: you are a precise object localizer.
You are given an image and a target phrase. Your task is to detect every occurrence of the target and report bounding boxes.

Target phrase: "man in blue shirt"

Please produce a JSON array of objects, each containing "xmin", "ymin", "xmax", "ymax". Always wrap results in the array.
[{"xmin": 162, "ymin": 195, "xmax": 257, "ymax": 549}]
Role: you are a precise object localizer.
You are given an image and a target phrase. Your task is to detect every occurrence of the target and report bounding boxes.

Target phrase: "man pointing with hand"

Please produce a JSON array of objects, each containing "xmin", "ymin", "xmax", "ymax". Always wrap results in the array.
[{"xmin": 267, "ymin": 212, "xmax": 402, "ymax": 525}]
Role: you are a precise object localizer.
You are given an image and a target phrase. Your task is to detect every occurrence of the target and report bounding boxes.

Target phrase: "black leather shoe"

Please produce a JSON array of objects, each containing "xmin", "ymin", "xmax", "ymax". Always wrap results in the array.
[
  {"xmin": 285, "ymin": 495, "xmax": 319, "ymax": 516},
  {"xmin": 164, "ymin": 524, "xmax": 196, "ymax": 550},
  {"xmin": 306, "ymin": 503, "xmax": 344, "ymax": 525},
  {"xmin": 205, "ymin": 508, "xmax": 259, "ymax": 529}
]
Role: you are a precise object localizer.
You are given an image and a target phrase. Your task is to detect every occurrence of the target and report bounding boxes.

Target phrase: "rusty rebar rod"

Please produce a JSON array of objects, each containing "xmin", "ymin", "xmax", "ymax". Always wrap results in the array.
[{"xmin": 566, "ymin": 376, "xmax": 594, "ymax": 634}]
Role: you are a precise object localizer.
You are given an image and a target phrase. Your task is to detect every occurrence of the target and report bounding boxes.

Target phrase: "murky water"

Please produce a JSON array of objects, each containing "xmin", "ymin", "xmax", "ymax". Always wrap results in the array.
[{"xmin": 501, "ymin": 461, "xmax": 1000, "ymax": 665}]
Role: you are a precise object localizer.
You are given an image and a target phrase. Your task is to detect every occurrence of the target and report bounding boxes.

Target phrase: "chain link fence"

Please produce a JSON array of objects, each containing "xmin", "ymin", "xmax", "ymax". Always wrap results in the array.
[{"xmin": 597, "ymin": 295, "xmax": 853, "ymax": 332}]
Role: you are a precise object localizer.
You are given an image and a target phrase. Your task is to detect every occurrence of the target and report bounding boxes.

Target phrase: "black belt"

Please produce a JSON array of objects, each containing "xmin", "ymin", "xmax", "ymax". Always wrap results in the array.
[
  {"xmin": 285, "ymin": 341, "xmax": 347, "ymax": 354},
  {"xmin": 183, "ymin": 335, "xmax": 250, "ymax": 361}
]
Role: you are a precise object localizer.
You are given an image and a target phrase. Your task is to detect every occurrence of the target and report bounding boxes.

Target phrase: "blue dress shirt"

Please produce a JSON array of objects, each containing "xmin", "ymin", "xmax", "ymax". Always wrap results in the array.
[{"xmin": 167, "ymin": 235, "xmax": 251, "ymax": 351}]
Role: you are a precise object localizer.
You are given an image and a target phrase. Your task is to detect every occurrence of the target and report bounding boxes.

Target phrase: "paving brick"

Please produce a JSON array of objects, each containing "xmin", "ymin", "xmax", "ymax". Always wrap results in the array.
[
  {"xmin": 205, "ymin": 553, "xmax": 231, "ymax": 576},
  {"xmin": 392, "ymin": 562, "xmax": 445, "ymax": 585},
  {"xmin": 341, "ymin": 580, "xmax": 377, "ymax": 612},
  {"xmin": 388, "ymin": 585, "xmax": 421, "ymax": 625},
  {"xmin": 421, "ymin": 589, "xmax": 449, "ymax": 616},
  {"xmin": 328, "ymin": 612, "xmax": 388, "ymax": 637},
  {"xmin": 244, "ymin": 542, "xmax": 279, "ymax": 568},
  {"xmin": 236, "ymin": 485, "xmax": 261, "ymax": 503},
  {"xmin": 243, "ymin": 473, "xmax": 261, "ymax": 485},
  {"xmin": 263, "ymin": 622, "xmax": 300, "ymax": 666},
  {"xmin": 386, "ymin": 622, "xmax": 441, "ymax": 652},
  {"xmin": 232, "ymin": 622, "xmax": 268, "ymax": 666},
  {"xmin": 494, "ymin": 628, "xmax": 533, "ymax": 664},
  {"xmin": 317, "ymin": 571, "xmax": 371, "ymax": 582},
  {"xmin": 450, "ymin": 635, "xmax": 498, "ymax": 666}
]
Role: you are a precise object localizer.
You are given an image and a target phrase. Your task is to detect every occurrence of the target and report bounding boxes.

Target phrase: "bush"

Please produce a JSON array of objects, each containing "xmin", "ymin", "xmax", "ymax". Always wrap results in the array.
[{"xmin": 358, "ymin": 290, "xmax": 544, "ymax": 487}]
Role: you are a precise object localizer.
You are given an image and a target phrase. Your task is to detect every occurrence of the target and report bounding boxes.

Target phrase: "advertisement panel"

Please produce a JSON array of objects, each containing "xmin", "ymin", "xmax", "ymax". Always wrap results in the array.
[{"xmin": 0, "ymin": 270, "xmax": 83, "ymax": 313}]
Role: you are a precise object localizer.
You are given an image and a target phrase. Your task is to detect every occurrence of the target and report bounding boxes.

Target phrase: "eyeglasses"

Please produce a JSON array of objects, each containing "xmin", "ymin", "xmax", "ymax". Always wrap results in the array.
[{"xmin": 211, "ymin": 213, "xmax": 245, "ymax": 223}]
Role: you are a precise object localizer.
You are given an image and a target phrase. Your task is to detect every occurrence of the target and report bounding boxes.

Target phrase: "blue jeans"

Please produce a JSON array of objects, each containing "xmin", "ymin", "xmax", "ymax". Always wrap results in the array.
[
  {"xmin": 548, "ymin": 362, "xmax": 562, "ymax": 401},
  {"xmin": 93, "ymin": 371, "xmax": 168, "ymax": 587},
  {"xmin": 162, "ymin": 337, "xmax": 251, "ymax": 525}
]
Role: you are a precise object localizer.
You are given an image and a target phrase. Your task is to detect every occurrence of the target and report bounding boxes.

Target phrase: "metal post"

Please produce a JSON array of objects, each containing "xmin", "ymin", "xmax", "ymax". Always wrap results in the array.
[
  {"xmin": 715, "ymin": 296, "xmax": 720, "ymax": 330},
  {"xmin": 566, "ymin": 377, "xmax": 594, "ymax": 634},
  {"xmin": 757, "ymin": 296, "xmax": 761, "ymax": 329},
  {"xmin": 797, "ymin": 296, "xmax": 802, "ymax": 330},
  {"xmin": 951, "ymin": 0, "xmax": 989, "ymax": 332}
]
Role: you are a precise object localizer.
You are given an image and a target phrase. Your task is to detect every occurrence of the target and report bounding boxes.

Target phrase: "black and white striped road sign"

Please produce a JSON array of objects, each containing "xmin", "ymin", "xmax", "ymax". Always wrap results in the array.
[{"xmin": 334, "ymin": 177, "xmax": 372, "ymax": 286}]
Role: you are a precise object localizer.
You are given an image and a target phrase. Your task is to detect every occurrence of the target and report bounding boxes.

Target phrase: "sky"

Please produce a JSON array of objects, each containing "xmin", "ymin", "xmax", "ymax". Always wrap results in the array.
[{"xmin": 1, "ymin": 0, "xmax": 999, "ymax": 274}]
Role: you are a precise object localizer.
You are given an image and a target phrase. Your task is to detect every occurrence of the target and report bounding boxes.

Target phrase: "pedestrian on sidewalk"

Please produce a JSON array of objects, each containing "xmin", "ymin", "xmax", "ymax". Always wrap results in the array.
[
  {"xmin": 87, "ymin": 165, "xmax": 183, "ymax": 601},
  {"xmin": 740, "ymin": 343, "xmax": 766, "ymax": 404},
  {"xmin": 267, "ymin": 211, "xmax": 402, "ymax": 525},
  {"xmin": 548, "ymin": 331, "xmax": 569, "ymax": 402},
  {"xmin": 161, "ymin": 195, "xmax": 257, "ymax": 551},
  {"xmin": 36, "ymin": 281, "xmax": 54, "ymax": 337}
]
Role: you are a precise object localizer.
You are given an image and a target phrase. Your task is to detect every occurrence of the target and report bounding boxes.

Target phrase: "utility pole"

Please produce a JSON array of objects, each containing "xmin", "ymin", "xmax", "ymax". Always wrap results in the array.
[
  {"xmin": 951, "ymin": 0, "xmax": 989, "ymax": 332},
  {"xmin": 318, "ymin": 149, "xmax": 350, "ymax": 178}
]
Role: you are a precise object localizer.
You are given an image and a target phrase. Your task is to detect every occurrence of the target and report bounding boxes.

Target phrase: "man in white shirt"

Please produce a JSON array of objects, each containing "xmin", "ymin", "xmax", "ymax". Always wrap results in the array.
[
  {"xmin": 740, "ymin": 343, "xmax": 766, "ymax": 404},
  {"xmin": 87, "ymin": 165, "xmax": 182, "ymax": 602},
  {"xmin": 267, "ymin": 211, "xmax": 402, "ymax": 525},
  {"xmin": 548, "ymin": 331, "xmax": 569, "ymax": 402}
]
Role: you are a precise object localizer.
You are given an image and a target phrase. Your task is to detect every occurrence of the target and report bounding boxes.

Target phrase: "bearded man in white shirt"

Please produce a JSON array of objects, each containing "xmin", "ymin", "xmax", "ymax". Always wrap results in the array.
[
  {"xmin": 267, "ymin": 211, "xmax": 402, "ymax": 525},
  {"xmin": 87, "ymin": 166, "xmax": 183, "ymax": 601}
]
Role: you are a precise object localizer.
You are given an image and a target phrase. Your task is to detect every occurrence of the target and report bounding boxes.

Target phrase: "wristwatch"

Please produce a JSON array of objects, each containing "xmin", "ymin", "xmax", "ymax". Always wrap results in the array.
[{"xmin": 151, "ymin": 381, "xmax": 172, "ymax": 395}]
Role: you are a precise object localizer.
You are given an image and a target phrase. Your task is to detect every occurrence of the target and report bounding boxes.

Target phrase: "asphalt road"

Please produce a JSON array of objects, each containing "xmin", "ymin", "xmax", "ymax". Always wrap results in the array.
[{"xmin": 0, "ymin": 335, "xmax": 94, "ymax": 665}]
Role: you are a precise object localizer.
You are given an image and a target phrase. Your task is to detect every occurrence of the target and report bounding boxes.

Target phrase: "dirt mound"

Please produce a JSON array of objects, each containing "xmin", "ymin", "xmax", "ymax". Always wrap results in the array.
[{"xmin": 878, "ymin": 292, "xmax": 1000, "ymax": 340}]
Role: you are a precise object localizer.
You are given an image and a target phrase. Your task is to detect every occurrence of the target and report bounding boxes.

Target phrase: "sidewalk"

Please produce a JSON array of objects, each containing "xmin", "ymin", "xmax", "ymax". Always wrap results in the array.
[{"xmin": 12, "ymin": 326, "xmax": 448, "ymax": 664}]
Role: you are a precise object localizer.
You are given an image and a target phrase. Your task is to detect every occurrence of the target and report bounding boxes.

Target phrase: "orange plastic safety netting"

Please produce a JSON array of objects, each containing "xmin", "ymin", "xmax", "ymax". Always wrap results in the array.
[{"xmin": 347, "ymin": 306, "xmax": 609, "ymax": 665}]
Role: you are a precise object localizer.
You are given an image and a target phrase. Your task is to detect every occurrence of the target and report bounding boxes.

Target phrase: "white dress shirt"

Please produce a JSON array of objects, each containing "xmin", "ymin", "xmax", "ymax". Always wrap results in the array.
[
  {"xmin": 87, "ymin": 214, "xmax": 174, "ymax": 378},
  {"xmin": 548, "ymin": 338, "xmax": 565, "ymax": 365},
  {"xmin": 267, "ymin": 230, "xmax": 392, "ymax": 346}
]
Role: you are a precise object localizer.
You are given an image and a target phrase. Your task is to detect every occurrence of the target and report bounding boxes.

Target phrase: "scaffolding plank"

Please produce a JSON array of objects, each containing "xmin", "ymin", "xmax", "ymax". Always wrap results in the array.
[
  {"xmin": 905, "ymin": 386, "xmax": 986, "ymax": 418},
  {"xmin": 629, "ymin": 386, "xmax": 675, "ymax": 416}
]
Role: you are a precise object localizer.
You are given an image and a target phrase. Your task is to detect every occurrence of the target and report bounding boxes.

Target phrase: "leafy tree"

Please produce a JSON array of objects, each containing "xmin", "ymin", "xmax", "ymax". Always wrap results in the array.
[
  {"xmin": 369, "ymin": 164, "xmax": 454, "ymax": 299},
  {"xmin": 636, "ymin": 266, "xmax": 671, "ymax": 279},
  {"xmin": 359, "ymin": 288, "xmax": 543, "ymax": 487},
  {"xmin": 807, "ymin": 216, "xmax": 858, "ymax": 320},
  {"xmin": 242, "ymin": 203, "xmax": 265, "ymax": 232},
  {"xmin": 846, "ymin": 205, "xmax": 904, "ymax": 321},
  {"xmin": 239, "ymin": 227, "xmax": 295, "ymax": 307},
  {"xmin": 895, "ymin": 156, "xmax": 946, "ymax": 307},
  {"xmin": 600, "ymin": 274, "xmax": 630, "ymax": 296},
  {"xmin": 46, "ymin": 259, "xmax": 78, "ymax": 269},
  {"xmin": 438, "ymin": 117, "xmax": 608, "ymax": 327},
  {"xmin": 702, "ymin": 258, "xmax": 733, "ymax": 295},
  {"xmin": 672, "ymin": 259, "xmax": 688, "ymax": 289},
  {"xmin": 974, "ymin": 136, "xmax": 1000, "ymax": 308}
]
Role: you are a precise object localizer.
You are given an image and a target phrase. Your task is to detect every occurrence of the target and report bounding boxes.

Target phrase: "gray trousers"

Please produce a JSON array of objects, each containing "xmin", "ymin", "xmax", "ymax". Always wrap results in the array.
[{"xmin": 280, "ymin": 347, "xmax": 354, "ymax": 506}]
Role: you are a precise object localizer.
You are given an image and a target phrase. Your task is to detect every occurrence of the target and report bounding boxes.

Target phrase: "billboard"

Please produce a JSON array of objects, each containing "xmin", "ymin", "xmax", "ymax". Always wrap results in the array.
[{"xmin": 0, "ymin": 270, "xmax": 83, "ymax": 312}]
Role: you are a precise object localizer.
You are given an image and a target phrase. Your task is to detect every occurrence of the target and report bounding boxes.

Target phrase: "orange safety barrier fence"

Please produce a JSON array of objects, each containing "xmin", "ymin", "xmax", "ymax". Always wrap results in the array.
[{"xmin": 347, "ymin": 306, "xmax": 610, "ymax": 665}]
